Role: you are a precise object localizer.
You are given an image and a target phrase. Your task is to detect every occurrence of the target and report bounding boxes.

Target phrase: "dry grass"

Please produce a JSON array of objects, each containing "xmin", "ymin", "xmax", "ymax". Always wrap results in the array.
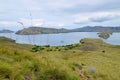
[{"xmin": 0, "ymin": 37, "xmax": 120, "ymax": 80}]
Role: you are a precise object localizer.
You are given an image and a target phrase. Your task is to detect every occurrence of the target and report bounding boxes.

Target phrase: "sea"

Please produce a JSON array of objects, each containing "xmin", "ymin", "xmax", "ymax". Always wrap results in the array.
[{"xmin": 0, "ymin": 32, "xmax": 120, "ymax": 46}]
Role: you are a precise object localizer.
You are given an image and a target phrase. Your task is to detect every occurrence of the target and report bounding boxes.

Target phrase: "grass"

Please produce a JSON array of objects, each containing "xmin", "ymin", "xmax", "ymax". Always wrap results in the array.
[{"xmin": 0, "ymin": 36, "xmax": 120, "ymax": 80}]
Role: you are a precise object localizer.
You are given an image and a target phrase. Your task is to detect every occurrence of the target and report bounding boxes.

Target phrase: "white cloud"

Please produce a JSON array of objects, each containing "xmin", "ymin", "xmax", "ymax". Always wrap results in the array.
[
  {"xmin": 0, "ymin": 18, "xmax": 44, "ymax": 27},
  {"xmin": 45, "ymin": 0, "xmax": 104, "ymax": 9},
  {"xmin": 0, "ymin": 18, "xmax": 68, "ymax": 29},
  {"xmin": 19, "ymin": 18, "xmax": 44, "ymax": 27},
  {"xmin": 18, "ymin": 18, "xmax": 68, "ymax": 28},
  {"xmin": 73, "ymin": 11, "xmax": 120, "ymax": 24},
  {"xmin": 0, "ymin": 0, "xmax": 120, "ymax": 29},
  {"xmin": 0, "ymin": 21, "xmax": 17, "ymax": 26},
  {"xmin": 21, "ymin": 0, "xmax": 42, "ymax": 11},
  {"xmin": 44, "ymin": 21, "xmax": 67, "ymax": 28}
]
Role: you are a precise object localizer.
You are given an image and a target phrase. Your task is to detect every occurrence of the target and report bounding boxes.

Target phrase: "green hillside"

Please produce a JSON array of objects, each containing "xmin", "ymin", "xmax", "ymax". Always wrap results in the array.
[{"xmin": 0, "ymin": 37, "xmax": 120, "ymax": 80}]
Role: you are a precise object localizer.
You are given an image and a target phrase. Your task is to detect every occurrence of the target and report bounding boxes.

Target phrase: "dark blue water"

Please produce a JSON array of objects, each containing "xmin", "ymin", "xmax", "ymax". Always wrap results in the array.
[{"xmin": 0, "ymin": 32, "xmax": 120, "ymax": 46}]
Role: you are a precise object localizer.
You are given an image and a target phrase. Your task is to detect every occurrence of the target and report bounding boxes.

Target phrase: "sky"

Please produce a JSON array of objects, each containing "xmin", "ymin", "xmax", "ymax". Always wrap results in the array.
[{"xmin": 0, "ymin": 0, "xmax": 120, "ymax": 30}]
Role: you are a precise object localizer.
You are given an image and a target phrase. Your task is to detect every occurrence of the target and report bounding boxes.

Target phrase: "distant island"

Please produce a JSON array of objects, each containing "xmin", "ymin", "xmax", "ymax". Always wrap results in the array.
[
  {"xmin": 0, "ymin": 29, "xmax": 14, "ymax": 33},
  {"xmin": 72, "ymin": 26, "xmax": 120, "ymax": 32},
  {"xmin": 16, "ymin": 27, "xmax": 70, "ymax": 35},
  {"xmin": 16, "ymin": 26, "xmax": 120, "ymax": 35}
]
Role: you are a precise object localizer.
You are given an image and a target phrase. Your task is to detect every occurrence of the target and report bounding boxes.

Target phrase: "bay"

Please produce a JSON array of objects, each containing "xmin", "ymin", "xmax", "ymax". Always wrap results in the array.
[{"xmin": 0, "ymin": 32, "xmax": 120, "ymax": 46}]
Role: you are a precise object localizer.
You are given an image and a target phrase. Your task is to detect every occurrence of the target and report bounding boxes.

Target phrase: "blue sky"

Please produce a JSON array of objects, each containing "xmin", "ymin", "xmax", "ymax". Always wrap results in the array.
[{"xmin": 0, "ymin": 0, "xmax": 120, "ymax": 30}]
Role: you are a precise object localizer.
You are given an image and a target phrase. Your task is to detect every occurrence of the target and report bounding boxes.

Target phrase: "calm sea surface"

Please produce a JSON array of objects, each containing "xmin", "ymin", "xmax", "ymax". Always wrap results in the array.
[{"xmin": 0, "ymin": 32, "xmax": 120, "ymax": 46}]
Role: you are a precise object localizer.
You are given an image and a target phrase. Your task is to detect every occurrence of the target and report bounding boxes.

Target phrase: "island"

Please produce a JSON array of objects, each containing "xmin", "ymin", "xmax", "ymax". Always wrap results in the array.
[
  {"xmin": 72, "ymin": 26, "xmax": 120, "ymax": 32},
  {"xmin": 16, "ymin": 26, "xmax": 120, "ymax": 35},
  {"xmin": 16, "ymin": 27, "xmax": 70, "ymax": 35},
  {"xmin": 97, "ymin": 32, "xmax": 112, "ymax": 39},
  {"xmin": 0, "ymin": 29, "xmax": 14, "ymax": 33}
]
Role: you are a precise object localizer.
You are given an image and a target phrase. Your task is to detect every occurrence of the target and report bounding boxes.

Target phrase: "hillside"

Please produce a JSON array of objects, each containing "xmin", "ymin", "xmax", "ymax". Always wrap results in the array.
[
  {"xmin": 0, "ymin": 29, "xmax": 14, "ymax": 33},
  {"xmin": 0, "ymin": 37, "xmax": 120, "ymax": 80},
  {"xmin": 16, "ymin": 27, "xmax": 70, "ymax": 35}
]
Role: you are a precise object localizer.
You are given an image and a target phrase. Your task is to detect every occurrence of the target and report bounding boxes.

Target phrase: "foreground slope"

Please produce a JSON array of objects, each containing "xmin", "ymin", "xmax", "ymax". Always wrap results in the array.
[{"xmin": 0, "ymin": 37, "xmax": 120, "ymax": 80}]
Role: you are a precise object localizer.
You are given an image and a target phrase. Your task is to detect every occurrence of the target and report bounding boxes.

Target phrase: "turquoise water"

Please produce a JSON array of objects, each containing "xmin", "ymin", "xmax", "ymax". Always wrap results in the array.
[{"xmin": 0, "ymin": 32, "xmax": 120, "ymax": 46}]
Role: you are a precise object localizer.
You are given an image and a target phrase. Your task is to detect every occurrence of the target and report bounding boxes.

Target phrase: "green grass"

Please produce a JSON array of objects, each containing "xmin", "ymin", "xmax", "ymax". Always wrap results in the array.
[{"xmin": 0, "ymin": 37, "xmax": 120, "ymax": 80}]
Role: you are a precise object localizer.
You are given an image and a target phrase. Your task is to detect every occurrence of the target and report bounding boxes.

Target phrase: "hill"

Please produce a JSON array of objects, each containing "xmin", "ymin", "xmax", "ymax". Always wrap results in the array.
[
  {"xmin": 0, "ymin": 29, "xmax": 14, "ymax": 33},
  {"xmin": 16, "ymin": 27, "xmax": 70, "ymax": 35},
  {"xmin": 0, "ymin": 37, "xmax": 120, "ymax": 80}
]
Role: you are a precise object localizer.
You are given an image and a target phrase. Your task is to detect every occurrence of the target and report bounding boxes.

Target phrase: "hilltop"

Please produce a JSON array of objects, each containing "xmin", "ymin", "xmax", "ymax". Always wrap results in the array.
[{"xmin": 0, "ymin": 36, "xmax": 120, "ymax": 80}]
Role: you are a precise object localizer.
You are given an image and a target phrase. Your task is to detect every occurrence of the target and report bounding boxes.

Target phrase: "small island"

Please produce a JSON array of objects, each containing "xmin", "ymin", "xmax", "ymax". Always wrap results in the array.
[{"xmin": 97, "ymin": 32, "xmax": 112, "ymax": 39}]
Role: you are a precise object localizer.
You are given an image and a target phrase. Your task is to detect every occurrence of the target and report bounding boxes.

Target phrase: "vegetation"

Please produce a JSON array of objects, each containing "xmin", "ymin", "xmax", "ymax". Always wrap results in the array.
[{"xmin": 0, "ymin": 37, "xmax": 120, "ymax": 80}]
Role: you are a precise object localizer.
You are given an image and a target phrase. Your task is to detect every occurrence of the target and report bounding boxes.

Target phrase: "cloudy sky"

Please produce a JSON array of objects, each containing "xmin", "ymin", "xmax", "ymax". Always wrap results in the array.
[{"xmin": 0, "ymin": 0, "xmax": 120, "ymax": 30}]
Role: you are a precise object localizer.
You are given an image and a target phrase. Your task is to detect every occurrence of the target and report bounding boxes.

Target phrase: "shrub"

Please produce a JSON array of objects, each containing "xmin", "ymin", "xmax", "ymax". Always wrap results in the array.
[
  {"xmin": 64, "ymin": 48, "xmax": 68, "ymax": 50},
  {"xmin": 31, "ymin": 45, "xmax": 45, "ymax": 52},
  {"xmin": 73, "ymin": 51, "xmax": 76, "ymax": 53},
  {"xmin": 58, "ymin": 49, "xmax": 61, "ymax": 51},
  {"xmin": 102, "ymin": 50, "xmax": 105, "ymax": 53},
  {"xmin": 80, "ymin": 39, "xmax": 85, "ymax": 44},
  {"xmin": 55, "ymin": 47, "xmax": 59, "ymax": 49},
  {"xmin": 45, "ymin": 45, "xmax": 50, "ymax": 47},
  {"xmin": 31, "ymin": 45, "xmax": 39, "ymax": 52}
]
